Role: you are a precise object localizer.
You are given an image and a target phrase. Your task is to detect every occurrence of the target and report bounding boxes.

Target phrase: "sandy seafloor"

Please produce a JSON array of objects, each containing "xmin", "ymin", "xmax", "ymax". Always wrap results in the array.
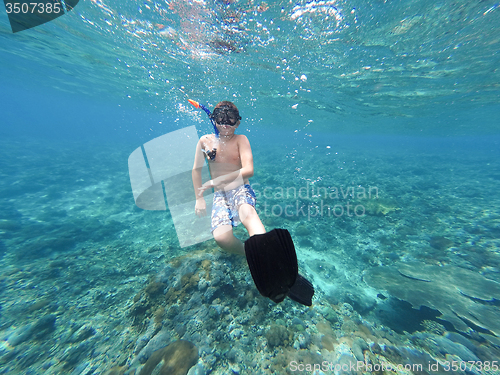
[{"xmin": 1, "ymin": 136, "xmax": 500, "ymax": 375}]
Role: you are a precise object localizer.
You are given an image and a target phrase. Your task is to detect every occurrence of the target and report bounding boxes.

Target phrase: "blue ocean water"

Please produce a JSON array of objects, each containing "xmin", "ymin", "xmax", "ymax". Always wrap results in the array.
[{"xmin": 1, "ymin": 0, "xmax": 500, "ymax": 374}]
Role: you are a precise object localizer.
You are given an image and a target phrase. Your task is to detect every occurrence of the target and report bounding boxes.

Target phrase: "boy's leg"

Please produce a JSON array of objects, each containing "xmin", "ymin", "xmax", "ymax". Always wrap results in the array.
[
  {"xmin": 239, "ymin": 203, "xmax": 266, "ymax": 236},
  {"xmin": 212, "ymin": 225, "xmax": 244, "ymax": 255}
]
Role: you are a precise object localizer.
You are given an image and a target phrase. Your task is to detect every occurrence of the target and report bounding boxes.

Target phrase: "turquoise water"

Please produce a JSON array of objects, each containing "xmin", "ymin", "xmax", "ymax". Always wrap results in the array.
[{"xmin": 1, "ymin": 0, "xmax": 500, "ymax": 374}]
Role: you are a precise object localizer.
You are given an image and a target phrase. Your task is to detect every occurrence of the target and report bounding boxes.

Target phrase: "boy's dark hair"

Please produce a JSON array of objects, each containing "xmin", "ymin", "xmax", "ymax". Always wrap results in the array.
[{"xmin": 215, "ymin": 101, "xmax": 240, "ymax": 116}]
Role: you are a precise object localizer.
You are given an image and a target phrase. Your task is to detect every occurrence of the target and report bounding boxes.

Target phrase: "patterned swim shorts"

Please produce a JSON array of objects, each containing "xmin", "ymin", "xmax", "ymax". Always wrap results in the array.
[{"xmin": 211, "ymin": 184, "xmax": 257, "ymax": 232}]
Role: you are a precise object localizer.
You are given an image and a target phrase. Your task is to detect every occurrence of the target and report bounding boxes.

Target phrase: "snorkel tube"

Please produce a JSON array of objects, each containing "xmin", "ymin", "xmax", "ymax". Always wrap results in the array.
[{"xmin": 188, "ymin": 99, "xmax": 220, "ymax": 139}]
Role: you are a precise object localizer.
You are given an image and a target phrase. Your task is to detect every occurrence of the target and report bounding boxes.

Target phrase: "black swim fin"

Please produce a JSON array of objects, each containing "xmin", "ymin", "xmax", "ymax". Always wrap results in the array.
[
  {"xmin": 288, "ymin": 274, "xmax": 315, "ymax": 306},
  {"xmin": 244, "ymin": 229, "xmax": 314, "ymax": 306}
]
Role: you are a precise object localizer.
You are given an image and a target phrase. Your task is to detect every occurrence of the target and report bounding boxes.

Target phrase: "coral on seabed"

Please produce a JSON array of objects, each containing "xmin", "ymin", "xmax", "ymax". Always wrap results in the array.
[
  {"xmin": 138, "ymin": 340, "xmax": 198, "ymax": 375},
  {"xmin": 363, "ymin": 198, "xmax": 399, "ymax": 216},
  {"xmin": 265, "ymin": 324, "xmax": 292, "ymax": 348},
  {"xmin": 364, "ymin": 261, "xmax": 500, "ymax": 344}
]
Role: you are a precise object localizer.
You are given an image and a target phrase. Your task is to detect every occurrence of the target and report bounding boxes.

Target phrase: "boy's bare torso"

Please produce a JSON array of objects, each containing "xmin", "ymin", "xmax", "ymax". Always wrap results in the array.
[{"xmin": 201, "ymin": 134, "xmax": 249, "ymax": 189}]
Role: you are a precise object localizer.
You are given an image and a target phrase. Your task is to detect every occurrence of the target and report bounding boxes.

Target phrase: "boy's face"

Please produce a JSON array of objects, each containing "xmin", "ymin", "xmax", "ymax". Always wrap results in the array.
[
  {"xmin": 211, "ymin": 104, "xmax": 241, "ymax": 137},
  {"xmin": 216, "ymin": 120, "xmax": 240, "ymax": 137}
]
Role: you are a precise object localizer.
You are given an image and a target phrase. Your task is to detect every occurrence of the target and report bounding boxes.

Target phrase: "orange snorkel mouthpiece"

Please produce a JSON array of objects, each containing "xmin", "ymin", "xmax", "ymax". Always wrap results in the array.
[{"xmin": 188, "ymin": 99, "xmax": 200, "ymax": 108}]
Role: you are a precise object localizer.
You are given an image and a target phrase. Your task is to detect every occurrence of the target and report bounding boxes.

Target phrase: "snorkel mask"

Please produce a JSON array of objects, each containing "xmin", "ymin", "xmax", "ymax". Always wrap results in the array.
[{"xmin": 210, "ymin": 105, "xmax": 242, "ymax": 126}]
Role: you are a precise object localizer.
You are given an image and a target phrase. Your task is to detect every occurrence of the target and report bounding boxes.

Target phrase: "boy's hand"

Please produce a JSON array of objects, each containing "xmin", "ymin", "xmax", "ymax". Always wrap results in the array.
[
  {"xmin": 198, "ymin": 172, "xmax": 243, "ymax": 196},
  {"xmin": 195, "ymin": 199, "xmax": 207, "ymax": 217},
  {"xmin": 198, "ymin": 181, "xmax": 214, "ymax": 196},
  {"xmin": 198, "ymin": 177, "xmax": 223, "ymax": 196}
]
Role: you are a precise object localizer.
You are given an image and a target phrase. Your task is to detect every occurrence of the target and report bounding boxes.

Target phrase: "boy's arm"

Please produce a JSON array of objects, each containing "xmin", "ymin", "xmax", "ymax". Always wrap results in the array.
[
  {"xmin": 238, "ymin": 135, "xmax": 254, "ymax": 180},
  {"xmin": 192, "ymin": 138, "xmax": 205, "ymax": 199}
]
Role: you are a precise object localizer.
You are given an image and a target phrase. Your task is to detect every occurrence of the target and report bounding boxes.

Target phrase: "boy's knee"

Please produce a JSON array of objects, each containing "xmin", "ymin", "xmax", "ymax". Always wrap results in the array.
[
  {"xmin": 239, "ymin": 204, "xmax": 258, "ymax": 222},
  {"xmin": 212, "ymin": 226, "xmax": 244, "ymax": 255},
  {"xmin": 213, "ymin": 226, "xmax": 233, "ymax": 247},
  {"xmin": 213, "ymin": 234, "xmax": 228, "ymax": 248},
  {"xmin": 239, "ymin": 204, "xmax": 265, "ymax": 236}
]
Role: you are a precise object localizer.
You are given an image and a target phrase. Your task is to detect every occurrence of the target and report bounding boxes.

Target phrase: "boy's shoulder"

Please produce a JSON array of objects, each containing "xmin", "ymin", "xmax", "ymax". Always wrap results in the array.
[
  {"xmin": 199, "ymin": 134, "xmax": 248, "ymax": 142},
  {"xmin": 235, "ymin": 134, "xmax": 249, "ymax": 142},
  {"xmin": 199, "ymin": 134, "xmax": 215, "ymax": 145}
]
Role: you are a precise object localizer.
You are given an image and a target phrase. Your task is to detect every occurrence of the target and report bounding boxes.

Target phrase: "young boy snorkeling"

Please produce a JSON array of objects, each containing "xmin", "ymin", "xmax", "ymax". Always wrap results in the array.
[
  {"xmin": 191, "ymin": 100, "xmax": 314, "ymax": 306},
  {"xmin": 192, "ymin": 101, "xmax": 265, "ymax": 255}
]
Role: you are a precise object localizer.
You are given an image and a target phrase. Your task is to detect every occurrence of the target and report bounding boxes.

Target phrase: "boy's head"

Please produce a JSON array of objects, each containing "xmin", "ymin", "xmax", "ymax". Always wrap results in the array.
[
  {"xmin": 215, "ymin": 100, "xmax": 239, "ymax": 112},
  {"xmin": 211, "ymin": 101, "xmax": 241, "ymax": 127}
]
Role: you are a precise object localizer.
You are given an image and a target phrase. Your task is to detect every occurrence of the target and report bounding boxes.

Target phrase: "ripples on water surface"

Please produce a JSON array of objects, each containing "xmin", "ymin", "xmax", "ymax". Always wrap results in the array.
[{"xmin": 1, "ymin": 0, "xmax": 499, "ymax": 135}]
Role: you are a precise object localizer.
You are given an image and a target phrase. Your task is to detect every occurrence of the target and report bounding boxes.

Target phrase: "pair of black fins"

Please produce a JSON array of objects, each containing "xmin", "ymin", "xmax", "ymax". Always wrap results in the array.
[{"xmin": 244, "ymin": 228, "xmax": 314, "ymax": 306}]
